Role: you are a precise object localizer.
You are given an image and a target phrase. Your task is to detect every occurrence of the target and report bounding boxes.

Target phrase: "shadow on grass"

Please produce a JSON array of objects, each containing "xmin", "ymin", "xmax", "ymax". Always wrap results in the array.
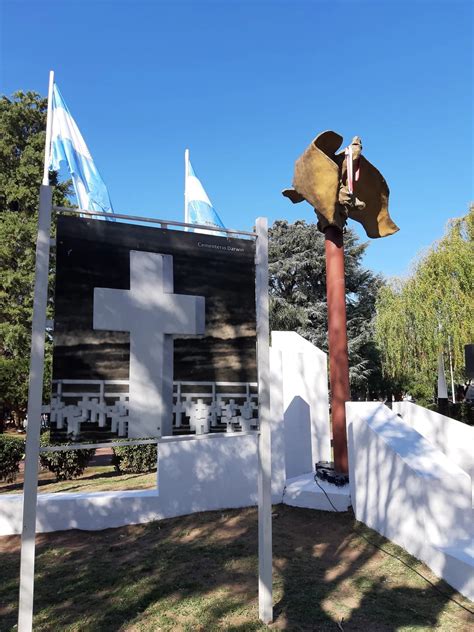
[
  {"xmin": 0, "ymin": 469, "xmax": 156, "ymax": 495},
  {"xmin": 42, "ymin": 470, "xmax": 153, "ymax": 494},
  {"xmin": 0, "ymin": 506, "xmax": 472, "ymax": 631},
  {"xmin": 273, "ymin": 508, "xmax": 470, "ymax": 631}
]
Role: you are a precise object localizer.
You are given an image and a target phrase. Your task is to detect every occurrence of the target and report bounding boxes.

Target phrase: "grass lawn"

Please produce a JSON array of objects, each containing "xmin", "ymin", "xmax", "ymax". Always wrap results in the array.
[
  {"xmin": 0, "ymin": 465, "xmax": 156, "ymax": 495},
  {"xmin": 0, "ymin": 443, "xmax": 156, "ymax": 495},
  {"xmin": 0, "ymin": 505, "xmax": 472, "ymax": 631}
]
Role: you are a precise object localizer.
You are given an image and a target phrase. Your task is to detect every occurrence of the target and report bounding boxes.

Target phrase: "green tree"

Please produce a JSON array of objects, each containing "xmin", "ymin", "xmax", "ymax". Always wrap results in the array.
[
  {"xmin": 269, "ymin": 219, "xmax": 386, "ymax": 397},
  {"xmin": 375, "ymin": 206, "xmax": 474, "ymax": 404},
  {"xmin": 0, "ymin": 91, "xmax": 71, "ymax": 423}
]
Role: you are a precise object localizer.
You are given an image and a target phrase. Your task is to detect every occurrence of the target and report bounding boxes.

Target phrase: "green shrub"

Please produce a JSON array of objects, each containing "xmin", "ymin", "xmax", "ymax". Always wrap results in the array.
[
  {"xmin": 112, "ymin": 441, "xmax": 157, "ymax": 474},
  {"xmin": 0, "ymin": 435, "xmax": 25, "ymax": 483},
  {"xmin": 39, "ymin": 431, "xmax": 94, "ymax": 481},
  {"xmin": 449, "ymin": 401, "xmax": 474, "ymax": 426},
  {"xmin": 409, "ymin": 382, "xmax": 435, "ymax": 408}
]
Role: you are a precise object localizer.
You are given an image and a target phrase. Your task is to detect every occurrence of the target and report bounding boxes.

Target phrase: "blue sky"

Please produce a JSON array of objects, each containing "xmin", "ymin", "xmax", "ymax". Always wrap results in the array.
[{"xmin": 1, "ymin": 0, "xmax": 472, "ymax": 277}]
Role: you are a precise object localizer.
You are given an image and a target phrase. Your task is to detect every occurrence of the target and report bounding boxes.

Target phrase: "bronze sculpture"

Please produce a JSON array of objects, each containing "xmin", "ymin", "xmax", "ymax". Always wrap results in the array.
[
  {"xmin": 282, "ymin": 131, "xmax": 399, "ymax": 475},
  {"xmin": 282, "ymin": 130, "xmax": 399, "ymax": 238}
]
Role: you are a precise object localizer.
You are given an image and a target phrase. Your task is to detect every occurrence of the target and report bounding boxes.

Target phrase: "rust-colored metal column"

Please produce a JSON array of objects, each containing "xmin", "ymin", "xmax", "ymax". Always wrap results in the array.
[{"xmin": 324, "ymin": 225, "xmax": 350, "ymax": 474}]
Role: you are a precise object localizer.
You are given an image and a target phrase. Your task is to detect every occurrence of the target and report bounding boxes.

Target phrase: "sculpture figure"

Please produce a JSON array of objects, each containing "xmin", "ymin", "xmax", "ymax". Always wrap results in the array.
[
  {"xmin": 283, "ymin": 130, "xmax": 399, "ymax": 238},
  {"xmin": 282, "ymin": 131, "xmax": 399, "ymax": 475}
]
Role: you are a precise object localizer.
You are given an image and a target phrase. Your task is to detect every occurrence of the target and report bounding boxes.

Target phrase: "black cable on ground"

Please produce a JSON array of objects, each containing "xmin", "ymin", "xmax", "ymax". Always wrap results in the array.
[
  {"xmin": 313, "ymin": 474, "xmax": 474, "ymax": 616},
  {"xmin": 314, "ymin": 475, "xmax": 340, "ymax": 512},
  {"xmin": 354, "ymin": 527, "xmax": 474, "ymax": 616}
]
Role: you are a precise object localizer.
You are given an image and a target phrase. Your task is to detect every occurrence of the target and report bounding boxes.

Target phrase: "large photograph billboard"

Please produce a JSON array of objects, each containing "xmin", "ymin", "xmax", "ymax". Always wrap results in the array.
[{"xmin": 50, "ymin": 216, "xmax": 257, "ymax": 441}]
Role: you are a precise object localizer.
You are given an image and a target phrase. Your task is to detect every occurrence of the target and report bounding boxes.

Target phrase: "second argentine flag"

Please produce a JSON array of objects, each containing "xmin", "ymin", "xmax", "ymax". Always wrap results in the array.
[
  {"xmin": 185, "ymin": 155, "xmax": 225, "ymax": 234},
  {"xmin": 49, "ymin": 84, "xmax": 114, "ymax": 219}
]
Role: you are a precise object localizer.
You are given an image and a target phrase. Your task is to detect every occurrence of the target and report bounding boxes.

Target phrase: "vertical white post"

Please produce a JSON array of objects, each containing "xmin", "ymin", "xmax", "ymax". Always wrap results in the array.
[
  {"xmin": 448, "ymin": 336, "xmax": 456, "ymax": 404},
  {"xmin": 437, "ymin": 352, "xmax": 448, "ymax": 399},
  {"xmin": 255, "ymin": 217, "xmax": 273, "ymax": 624},
  {"xmin": 42, "ymin": 70, "xmax": 55, "ymax": 186},
  {"xmin": 184, "ymin": 148, "xmax": 189, "ymax": 228},
  {"xmin": 18, "ymin": 186, "xmax": 53, "ymax": 632},
  {"xmin": 162, "ymin": 255, "xmax": 174, "ymax": 437}
]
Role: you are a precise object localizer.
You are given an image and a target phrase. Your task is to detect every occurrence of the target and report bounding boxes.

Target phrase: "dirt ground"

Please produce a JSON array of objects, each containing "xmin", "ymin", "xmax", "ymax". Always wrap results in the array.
[{"xmin": 0, "ymin": 505, "xmax": 472, "ymax": 631}]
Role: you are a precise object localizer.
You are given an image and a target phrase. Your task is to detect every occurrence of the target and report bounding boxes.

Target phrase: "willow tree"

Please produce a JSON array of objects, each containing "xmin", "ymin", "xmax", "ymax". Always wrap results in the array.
[{"xmin": 375, "ymin": 206, "xmax": 474, "ymax": 401}]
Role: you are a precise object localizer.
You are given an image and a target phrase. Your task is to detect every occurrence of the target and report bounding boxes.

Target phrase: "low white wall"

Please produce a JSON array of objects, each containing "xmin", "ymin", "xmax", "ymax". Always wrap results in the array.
[
  {"xmin": 346, "ymin": 402, "xmax": 473, "ymax": 600},
  {"xmin": 392, "ymin": 401, "xmax": 473, "ymax": 505},
  {"xmin": 0, "ymin": 433, "xmax": 259, "ymax": 535},
  {"xmin": 157, "ymin": 432, "xmax": 259, "ymax": 517},
  {"xmin": 0, "ymin": 331, "xmax": 332, "ymax": 536},
  {"xmin": 270, "ymin": 331, "xmax": 331, "ymax": 481}
]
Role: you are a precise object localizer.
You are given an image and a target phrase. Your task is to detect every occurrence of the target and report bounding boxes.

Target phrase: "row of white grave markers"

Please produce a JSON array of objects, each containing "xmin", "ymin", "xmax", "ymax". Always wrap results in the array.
[
  {"xmin": 175, "ymin": 397, "xmax": 259, "ymax": 434},
  {"xmin": 45, "ymin": 380, "xmax": 259, "ymax": 438},
  {"xmin": 44, "ymin": 394, "xmax": 259, "ymax": 438},
  {"xmin": 43, "ymin": 395, "xmax": 130, "ymax": 438}
]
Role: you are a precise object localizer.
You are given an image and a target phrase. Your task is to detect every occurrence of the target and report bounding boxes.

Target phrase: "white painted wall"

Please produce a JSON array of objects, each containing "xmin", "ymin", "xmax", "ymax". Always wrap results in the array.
[
  {"xmin": 158, "ymin": 432, "xmax": 258, "ymax": 517},
  {"xmin": 0, "ymin": 332, "xmax": 331, "ymax": 535},
  {"xmin": 270, "ymin": 332, "xmax": 331, "ymax": 481},
  {"xmin": 0, "ymin": 433, "xmax": 259, "ymax": 535},
  {"xmin": 392, "ymin": 401, "xmax": 473, "ymax": 505},
  {"xmin": 346, "ymin": 402, "xmax": 474, "ymax": 601},
  {"xmin": 269, "ymin": 346, "xmax": 286, "ymax": 502}
]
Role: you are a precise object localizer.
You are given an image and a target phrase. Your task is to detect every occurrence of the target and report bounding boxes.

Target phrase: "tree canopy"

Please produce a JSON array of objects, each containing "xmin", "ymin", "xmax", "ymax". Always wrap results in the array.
[
  {"xmin": 0, "ymin": 91, "xmax": 70, "ymax": 421},
  {"xmin": 268, "ymin": 220, "xmax": 385, "ymax": 396},
  {"xmin": 375, "ymin": 205, "xmax": 474, "ymax": 402}
]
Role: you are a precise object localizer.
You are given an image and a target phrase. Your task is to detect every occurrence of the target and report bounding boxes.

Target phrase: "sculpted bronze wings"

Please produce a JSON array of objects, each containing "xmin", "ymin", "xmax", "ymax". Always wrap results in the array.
[{"xmin": 283, "ymin": 130, "xmax": 399, "ymax": 238}]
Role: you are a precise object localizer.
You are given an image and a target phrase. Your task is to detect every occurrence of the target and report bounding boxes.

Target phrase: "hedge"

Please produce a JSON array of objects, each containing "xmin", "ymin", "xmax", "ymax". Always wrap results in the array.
[
  {"xmin": 39, "ymin": 431, "xmax": 95, "ymax": 481},
  {"xmin": 0, "ymin": 435, "xmax": 25, "ymax": 483},
  {"xmin": 112, "ymin": 441, "xmax": 157, "ymax": 474}
]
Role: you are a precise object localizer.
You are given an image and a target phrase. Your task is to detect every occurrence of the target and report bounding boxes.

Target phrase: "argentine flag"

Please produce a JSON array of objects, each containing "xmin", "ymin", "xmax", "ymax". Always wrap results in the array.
[
  {"xmin": 49, "ymin": 84, "xmax": 114, "ymax": 219},
  {"xmin": 185, "ymin": 153, "xmax": 225, "ymax": 234}
]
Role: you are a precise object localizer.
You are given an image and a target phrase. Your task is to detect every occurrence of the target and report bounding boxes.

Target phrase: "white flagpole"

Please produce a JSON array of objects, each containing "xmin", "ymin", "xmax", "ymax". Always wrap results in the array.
[
  {"xmin": 256, "ymin": 217, "xmax": 273, "ymax": 624},
  {"xmin": 448, "ymin": 335, "xmax": 456, "ymax": 403},
  {"xmin": 184, "ymin": 148, "xmax": 190, "ymax": 229},
  {"xmin": 42, "ymin": 70, "xmax": 55, "ymax": 186},
  {"xmin": 437, "ymin": 352, "xmax": 448, "ymax": 399},
  {"xmin": 18, "ymin": 184, "xmax": 53, "ymax": 631}
]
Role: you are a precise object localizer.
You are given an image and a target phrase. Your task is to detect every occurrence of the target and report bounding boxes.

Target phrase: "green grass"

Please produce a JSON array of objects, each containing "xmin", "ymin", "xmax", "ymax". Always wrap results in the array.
[
  {"xmin": 1, "ymin": 433, "xmax": 25, "ymax": 441},
  {"xmin": 0, "ymin": 465, "xmax": 156, "ymax": 495},
  {"xmin": 0, "ymin": 506, "xmax": 472, "ymax": 631}
]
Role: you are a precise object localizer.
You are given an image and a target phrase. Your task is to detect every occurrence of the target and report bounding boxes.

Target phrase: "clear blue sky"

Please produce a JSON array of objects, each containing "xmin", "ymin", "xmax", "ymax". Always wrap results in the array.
[{"xmin": 1, "ymin": 0, "xmax": 472, "ymax": 277}]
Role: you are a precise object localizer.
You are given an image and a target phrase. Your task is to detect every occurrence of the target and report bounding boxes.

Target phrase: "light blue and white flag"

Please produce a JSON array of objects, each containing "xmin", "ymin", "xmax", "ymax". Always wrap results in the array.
[
  {"xmin": 49, "ymin": 84, "xmax": 114, "ymax": 219},
  {"xmin": 185, "ymin": 153, "xmax": 225, "ymax": 234}
]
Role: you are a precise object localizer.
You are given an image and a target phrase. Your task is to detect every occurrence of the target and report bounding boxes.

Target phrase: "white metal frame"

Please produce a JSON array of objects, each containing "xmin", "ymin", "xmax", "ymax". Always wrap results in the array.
[
  {"xmin": 255, "ymin": 217, "xmax": 273, "ymax": 623},
  {"xmin": 41, "ymin": 71, "xmax": 54, "ymax": 186},
  {"xmin": 17, "ymin": 192, "xmax": 273, "ymax": 628},
  {"xmin": 38, "ymin": 431, "xmax": 260, "ymax": 453},
  {"xmin": 184, "ymin": 148, "xmax": 190, "ymax": 226},
  {"xmin": 18, "ymin": 186, "xmax": 53, "ymax": 631},
  {"xmin": 53, "ymin": 205, "xmax": 256, "ymax": 237}
]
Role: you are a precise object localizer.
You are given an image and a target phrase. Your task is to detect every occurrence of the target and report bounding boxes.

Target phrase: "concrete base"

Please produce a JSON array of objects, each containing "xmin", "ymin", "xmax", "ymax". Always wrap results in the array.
[{"xmin": 283, "ymin": 473, "xmax": 352, "ymax": 512}]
